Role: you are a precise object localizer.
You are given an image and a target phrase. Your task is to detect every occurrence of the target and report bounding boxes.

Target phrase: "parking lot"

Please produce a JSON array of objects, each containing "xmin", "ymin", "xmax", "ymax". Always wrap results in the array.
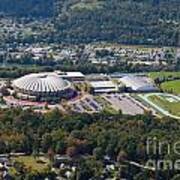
[
  {"xmin": 102, "ymin": 93, "xmax": 145, "ymax": 115},
  {"xmin": 69, "ymin": 95, "xmax": 103, "ymax": 113}
]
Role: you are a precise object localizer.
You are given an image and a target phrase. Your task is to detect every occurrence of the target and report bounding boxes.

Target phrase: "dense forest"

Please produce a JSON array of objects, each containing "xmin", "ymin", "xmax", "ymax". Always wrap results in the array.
[
  {"xmin": 0, "ymin": 0, "xmax": 179, "ymax": 46},
  {"xmin": 1, "ymin": 108, "xmax": 180, "ymax": 179},
  {"xmin": 55, "ymin": 0, "xmax": 180, "ymax": 46},
  {"xmin": 0, "ymin": 0, "xmax": 53, "ymax": 17}
]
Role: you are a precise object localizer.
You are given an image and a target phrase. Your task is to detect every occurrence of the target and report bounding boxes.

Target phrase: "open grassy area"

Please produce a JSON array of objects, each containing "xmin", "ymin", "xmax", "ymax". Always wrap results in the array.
[
  {"xmin": 161, "ymin": 80, "xmax": 180, "ymax": 95},
  {"xmin": 11, "ymin": 156, "xmax": 50, "ymax": 173},
  {"xmin": 148, "ymin": 95, "xmax": 180, "ymax": 117},
  {"xmin": 148, "ymin": 71, "xmax": 180, "ymax": 80}
]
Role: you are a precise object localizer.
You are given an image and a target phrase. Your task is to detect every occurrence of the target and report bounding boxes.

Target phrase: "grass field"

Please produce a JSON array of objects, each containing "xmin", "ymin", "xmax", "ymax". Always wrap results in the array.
[
  {"xmin": 11, "ymin": 156, "xmax": 50, "ymax": 172},
  {"xmin": 148, "ymin": 71, "xmax": 180, "ymax": 80},
  {"xmin": 148, "ymin": 94, "xmax": 180, "ymax": 117},
  {"xmin": 161, "ymin": 80, "xmax": 180, "ymax": 95}
]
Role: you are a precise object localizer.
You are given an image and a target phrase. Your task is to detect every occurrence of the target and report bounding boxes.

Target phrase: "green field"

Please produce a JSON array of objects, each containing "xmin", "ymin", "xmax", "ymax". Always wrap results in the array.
[
  {"xmin": 11, "ymin": 156, "xmax": 50, "ymax": 173},
  {"xmin": 161, "ymin": 80, "xmax": 180, "ymax": 95},
  {"xmin": 148, "ymin": 94, "xmax": 180, "ymax": 117},
  {"xmin": 148, "ymin": 71, "xmax": 180, "ymax": 80}
]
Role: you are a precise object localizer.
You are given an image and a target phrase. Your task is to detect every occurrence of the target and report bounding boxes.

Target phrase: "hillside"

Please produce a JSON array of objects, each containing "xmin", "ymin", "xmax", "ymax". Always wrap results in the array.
[
  {"xmin": 55, "ymin": 0, "xmax": 180, "ymax": 46},
  {"xmin": 0, "ymin": 0, "xmax": 53, "ymax": 17},
  {"xmin": 0, "ymin": 0, "xmax": 179, "ymax": 46}
]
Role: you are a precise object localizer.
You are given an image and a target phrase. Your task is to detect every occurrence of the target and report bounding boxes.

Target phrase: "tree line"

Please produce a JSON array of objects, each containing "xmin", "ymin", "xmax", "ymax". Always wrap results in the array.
[{"xmin": 0, "ymin": 108, "xmax": 180, "ymax": 179}]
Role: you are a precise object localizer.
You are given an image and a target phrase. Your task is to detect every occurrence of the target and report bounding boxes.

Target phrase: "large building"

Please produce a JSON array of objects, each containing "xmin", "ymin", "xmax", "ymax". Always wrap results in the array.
[
  {"xmin": 55, "ymin": 71, "xmax": 85, "ymax": 81},
  {"xmin": 12, "ymin": 73, "xmax": 76, "ymax": 102},
  {"xmin": 120, "ymin": 75, "xmax": 158, "ymax": 92},
  {"xmin": 90, "ymin": 81, "xmax": 119, "ymax": 94}
]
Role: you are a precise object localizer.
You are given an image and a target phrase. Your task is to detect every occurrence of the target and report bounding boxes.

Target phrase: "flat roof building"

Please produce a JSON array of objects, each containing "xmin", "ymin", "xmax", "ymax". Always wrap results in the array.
[
  {"xmin": 120, "ymin": 75, "xmax": 158, "ymax": 92},
  {"xmin": 55, "ymin": 71, "xmax": 85, "ymax": 81},
  {"xmin": 90, "ymin": 81, "xmax": 119, "ymax": 93}
]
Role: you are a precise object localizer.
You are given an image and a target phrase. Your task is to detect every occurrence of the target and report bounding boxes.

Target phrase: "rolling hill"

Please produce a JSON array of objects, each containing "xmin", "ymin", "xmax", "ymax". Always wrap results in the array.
[
  {"xmin": 0, "ymin": 0, "xmax": 53, "ymax": 17},
  {"xmin": 0, "ymin": 0, "xmax": 179, "ymax": 46}
]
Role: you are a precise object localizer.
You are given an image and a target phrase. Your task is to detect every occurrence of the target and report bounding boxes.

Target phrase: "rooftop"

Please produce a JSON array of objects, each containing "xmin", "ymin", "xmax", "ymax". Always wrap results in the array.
[
  {"xmin": 120, "ymin": 75, "xmax": 157, "ymax": 91},
  {"xmin": 13, "ymin": 73, "xmax": 71, "ymax": 93},
  {"xmin": 90, "ymin": 81, "xmax": 117, "ymax": 88}
]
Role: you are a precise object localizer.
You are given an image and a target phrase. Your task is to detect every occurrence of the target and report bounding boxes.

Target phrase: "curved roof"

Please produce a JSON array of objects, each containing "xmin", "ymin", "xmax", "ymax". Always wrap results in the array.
[
  {"xmin": 13, "ymin": 73, "xmax": 71, "ymax": 93},
  {"xmin": 120, "ymin": 75, "xmax": 158, "ymax": 91}
]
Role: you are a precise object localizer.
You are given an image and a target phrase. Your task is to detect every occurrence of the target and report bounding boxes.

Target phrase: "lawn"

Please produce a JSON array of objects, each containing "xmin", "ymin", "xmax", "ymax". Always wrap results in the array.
[
  {"xmin": 148, "ymin": 95, "xmax": 180, "ymax": 117},
  {"xmin": 161, "ymin": 80, "xmax": 180, "ymax": 95},
  {"xmin": 11, "ymin": 156, "xmax": 50, "ymax": 172},
  {"xmin": 148, "ymin": 71, "xmax": 180, "ymax": 80}
]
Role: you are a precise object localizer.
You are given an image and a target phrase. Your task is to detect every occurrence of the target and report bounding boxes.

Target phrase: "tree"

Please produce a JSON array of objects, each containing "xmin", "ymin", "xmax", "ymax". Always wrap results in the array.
[
  {"xmin": 93, "ymin": 147, "xmax": 103, "ymax": 160},
  {"xmin": 172, "ymin": 174, "xmax": 180, "ymax": 180},
  {"xmin": 117, "ymin": 150, "xmax": 128, "ymax": 163},
  {"xmin": 66, "ymin": 146, "xmax": 77, "ymax": 158},
  {"xmin": 78, "ymin": 157, "xmax": 103, "ymax": 180},
  {"xmin": 41, "ymin": 133, "xmax": 52, "ymax": 153},
  {"xmin": 47, "ymin": 147, "xmax": 55, "ymax": 164}
]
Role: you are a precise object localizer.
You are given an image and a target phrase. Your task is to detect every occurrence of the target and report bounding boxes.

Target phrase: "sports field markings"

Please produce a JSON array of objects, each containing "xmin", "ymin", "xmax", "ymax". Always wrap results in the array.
[{"xmin": 138, "ymin": 93, "xmax": 180, "ymax": 120}]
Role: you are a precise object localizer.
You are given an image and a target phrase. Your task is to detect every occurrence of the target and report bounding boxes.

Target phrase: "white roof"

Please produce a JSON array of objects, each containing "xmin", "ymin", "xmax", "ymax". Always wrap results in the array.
[
  {"xmin": 65, "ymin": 72, "xmax": 85, "ymax": 77},
  {"xmin": 120, "ymin": 76, "xmax": 157, "ymax": 91},
  {"xmin": 55, "ymin": 71, "xmax": 85, "ymax": 78},
  {"xmin": 13, "ymin": 73, "xmax": 71, "ymax": 93},
  {"xmin": 92, "ymin": 88, "xmax": 118, "ymax": 93},
  {"xmin": 90, "ymin": 81, "xmax": 117, "ymax": 88}
]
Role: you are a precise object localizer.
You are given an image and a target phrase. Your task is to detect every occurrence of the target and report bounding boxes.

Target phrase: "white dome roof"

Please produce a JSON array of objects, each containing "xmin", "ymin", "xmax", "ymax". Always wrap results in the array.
[{"xmin": 13, "ymin": 73, "xmax": 71, "ymax": 93}]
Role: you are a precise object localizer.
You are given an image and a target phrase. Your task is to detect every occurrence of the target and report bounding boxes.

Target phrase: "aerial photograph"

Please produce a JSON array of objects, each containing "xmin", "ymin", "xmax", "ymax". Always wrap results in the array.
[{"xmin": 0, "ymin": 0, "xmax": 179, "ymax": 179}]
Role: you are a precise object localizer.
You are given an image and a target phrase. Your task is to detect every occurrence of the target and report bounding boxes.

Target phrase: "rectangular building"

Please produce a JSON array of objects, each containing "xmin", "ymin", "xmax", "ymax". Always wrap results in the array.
[
  {"xmin": 120, "ymin": 75, "xmax": 158, "ymax": 92},
  {"xmin": 55, "ymin": 71, "xmax": 85, "ymax": 81},
  {"xmin": 90, "ymin": 81, "xmax": 119, "ymax": 94}
]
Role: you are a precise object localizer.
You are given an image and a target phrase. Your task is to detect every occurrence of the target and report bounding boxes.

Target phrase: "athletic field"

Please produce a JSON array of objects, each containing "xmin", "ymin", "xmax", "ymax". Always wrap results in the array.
[
  {"xmin": 138, "ymin": 93, "xmax": 180, "ymax": 119},
  {"xmin": 161, "ymin": 80, "xmax": 180, "ymax": 95}
]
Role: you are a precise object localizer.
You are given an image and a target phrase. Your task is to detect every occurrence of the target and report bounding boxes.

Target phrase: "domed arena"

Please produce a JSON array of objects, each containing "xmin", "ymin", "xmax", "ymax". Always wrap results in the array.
[{"xmin": 12, "ymin": 73, "xmax": 75, "ymax": 102}]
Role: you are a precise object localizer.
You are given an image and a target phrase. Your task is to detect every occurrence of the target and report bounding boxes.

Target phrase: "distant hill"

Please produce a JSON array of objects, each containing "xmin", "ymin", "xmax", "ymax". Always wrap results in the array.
[
  {"xmin": 0, "ymin": 0, "xmax": 53, "ymax": 17},
  {"xmin": 0, "ymin": 0, "xmax": 179, "ymax": 46},
  {"xmin": 55, "ymin": 0, "xmax": 180, "ymax": 46}
]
